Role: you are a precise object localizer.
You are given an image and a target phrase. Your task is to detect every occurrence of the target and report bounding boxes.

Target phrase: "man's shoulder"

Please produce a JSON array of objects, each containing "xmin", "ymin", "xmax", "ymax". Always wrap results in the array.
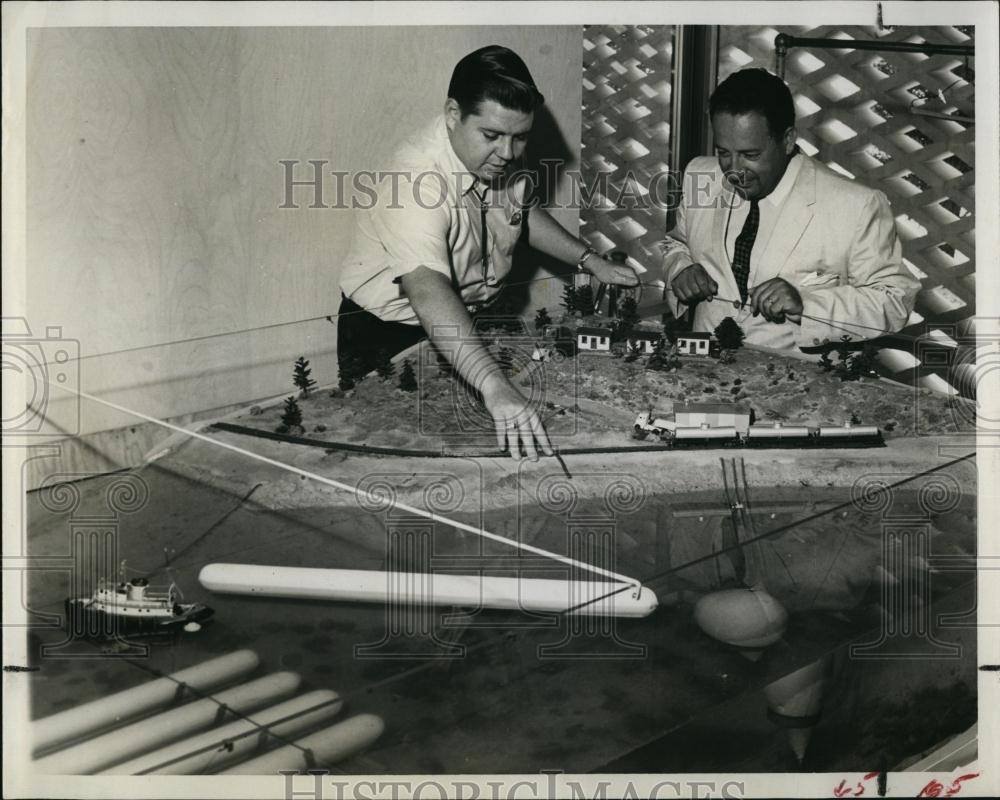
[
  {"xmin": 393, "ymin": 116, "xmax": 450, "ymax": 171},
  {"xmin": 681, "ymin": 156, "xmax": 724, "ymax": 202},
  {"xmin": 379, "ymin": 116, "xmax": 455, "ymax": 210}
]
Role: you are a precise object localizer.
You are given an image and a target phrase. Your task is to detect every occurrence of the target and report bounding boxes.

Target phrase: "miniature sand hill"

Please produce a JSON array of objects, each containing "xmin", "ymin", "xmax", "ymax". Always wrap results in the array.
[{"xmin": 226, "ymin": 309, "xmax": 971, "ymax": 454}]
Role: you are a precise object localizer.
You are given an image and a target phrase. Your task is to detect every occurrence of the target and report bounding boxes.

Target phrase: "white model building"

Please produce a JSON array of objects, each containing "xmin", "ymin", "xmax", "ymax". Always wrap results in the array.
[
  {"xmin": 628, "ymin": 330, "xmax": 661, "ymax": 355},
  {"xmin": 577, "ymin": 326, "xmax": 612, "ymax": 352},
  {"xmin": 673, "ymin": 402, "xmax": 752, "ymax": 434},
  {"xmin": 676, "ymin": 331, "xmax": 717, "ymax": 356}
]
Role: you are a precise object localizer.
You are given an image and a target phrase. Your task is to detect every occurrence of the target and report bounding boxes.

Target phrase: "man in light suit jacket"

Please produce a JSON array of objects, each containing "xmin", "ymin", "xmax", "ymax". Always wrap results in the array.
[{"xmin": 660, "ymin": 68, "xmax": 920, "ymax": 358}]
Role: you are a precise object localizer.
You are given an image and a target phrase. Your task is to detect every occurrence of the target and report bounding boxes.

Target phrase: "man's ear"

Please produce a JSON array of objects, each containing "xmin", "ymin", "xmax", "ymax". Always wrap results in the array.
[
  {"xmin": 444, "ymin": 98, "xmax": 460, "ymax": 131},
  {"xmin": 783, "ymin": 126, "xmax": 797, "ymax": 155}
]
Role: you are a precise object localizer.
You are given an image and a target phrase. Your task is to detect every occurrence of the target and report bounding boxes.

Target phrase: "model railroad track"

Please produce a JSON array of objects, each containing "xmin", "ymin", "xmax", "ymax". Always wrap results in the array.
[{"xmin": 208, "ymin": 421, "xmax": 885, "ymax": 457}]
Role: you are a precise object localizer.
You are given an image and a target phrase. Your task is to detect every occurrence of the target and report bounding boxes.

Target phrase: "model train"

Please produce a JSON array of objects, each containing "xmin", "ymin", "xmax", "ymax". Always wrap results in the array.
[{"xmin": 633, "ymin": 411, "xmax": 884, "ymax": 449}]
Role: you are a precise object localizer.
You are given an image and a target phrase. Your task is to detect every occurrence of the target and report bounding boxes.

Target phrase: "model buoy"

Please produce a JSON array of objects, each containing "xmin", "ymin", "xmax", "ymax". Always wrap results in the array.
[
  {"xmin": 693, "ymin": 588, "xmax": 788, "ymax": 655},
  {"xmin": 764, "ymin": 656, "xmax": 830, "ymax": 764}
]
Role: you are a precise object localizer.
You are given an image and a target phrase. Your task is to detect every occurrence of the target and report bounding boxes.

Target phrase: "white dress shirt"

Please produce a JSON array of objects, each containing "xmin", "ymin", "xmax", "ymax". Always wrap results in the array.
[{"xmin": 722, "ymin": 153, "xmax": 804, "ymax": 290}]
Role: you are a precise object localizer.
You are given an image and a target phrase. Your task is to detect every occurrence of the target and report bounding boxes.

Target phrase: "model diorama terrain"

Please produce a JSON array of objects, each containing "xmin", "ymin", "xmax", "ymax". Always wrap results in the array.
[
  {"xmin": 26, "ymin": 296, "xmax": 978, "ymax": 777},
  {"xmin": 225, "ymin": 303, "xmax": 970, "ymax": 453}
]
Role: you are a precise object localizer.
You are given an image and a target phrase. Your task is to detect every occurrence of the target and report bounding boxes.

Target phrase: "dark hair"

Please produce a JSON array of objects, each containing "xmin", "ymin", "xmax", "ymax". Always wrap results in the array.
[
  {"xmin": 709, "ymin": 68, "xmax": 795, "ymax": 139},
  {"xmin": 448, "ymin": 45, "xmax": 545, "ymax": 118}
]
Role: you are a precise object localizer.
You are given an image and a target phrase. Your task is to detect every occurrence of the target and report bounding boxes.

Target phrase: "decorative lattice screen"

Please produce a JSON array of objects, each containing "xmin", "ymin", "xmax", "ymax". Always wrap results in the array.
[
  {"xmin": 581, "ymin": 25, "xmax": 675, "ymax": 283},
  {"xmin": 718, "ymin": 25, "xmax": 976, "ymax": 395}
]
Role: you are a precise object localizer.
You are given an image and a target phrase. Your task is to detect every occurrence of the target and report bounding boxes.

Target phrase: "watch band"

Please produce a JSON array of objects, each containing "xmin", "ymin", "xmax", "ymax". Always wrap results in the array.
[{"xmin": 576, "ymin": 246, "xmax": 598, "ymax": 273}]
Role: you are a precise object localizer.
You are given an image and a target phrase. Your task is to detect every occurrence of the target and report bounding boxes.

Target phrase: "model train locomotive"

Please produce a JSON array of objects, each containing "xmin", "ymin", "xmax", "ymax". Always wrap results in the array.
[{"xmin": 633, "ymin": 404, "xmax": 884, "ymax": 449}]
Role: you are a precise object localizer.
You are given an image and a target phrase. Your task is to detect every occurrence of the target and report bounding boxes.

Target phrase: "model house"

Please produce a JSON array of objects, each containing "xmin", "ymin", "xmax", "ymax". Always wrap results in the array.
[
  {"xmin": 576, "ymin": 326, "xmax": 612, "ymax": 352},
  {"xmin": 628, "ymin": 330, "xmax": 662, "ymax": 355},
  {"xmin": 676, "ymin": 332, "xmax": 720, "ymax": 357}
]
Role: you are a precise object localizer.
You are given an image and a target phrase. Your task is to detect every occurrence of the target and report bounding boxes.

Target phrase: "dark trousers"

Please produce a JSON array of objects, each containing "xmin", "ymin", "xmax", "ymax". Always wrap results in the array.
[{"xmin": 337, "ymin": 293, "xmax": 426, "ymax": 379}]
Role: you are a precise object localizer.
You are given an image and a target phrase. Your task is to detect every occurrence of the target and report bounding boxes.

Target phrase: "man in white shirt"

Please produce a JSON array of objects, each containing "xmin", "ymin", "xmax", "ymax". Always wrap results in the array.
[
  {"xmin": 339, "ymin": 45, "xmax": 637, "ymax": 459},
  {"xmin": 661, "ymin": 68, "xmax": 919, "ymax": 357}
]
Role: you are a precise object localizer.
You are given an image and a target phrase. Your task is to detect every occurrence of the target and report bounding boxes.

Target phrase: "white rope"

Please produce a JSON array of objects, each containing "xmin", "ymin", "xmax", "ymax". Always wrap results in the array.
[{"xmin": 42, "ymin": 383, "xmax": 642, "ymax": 591}]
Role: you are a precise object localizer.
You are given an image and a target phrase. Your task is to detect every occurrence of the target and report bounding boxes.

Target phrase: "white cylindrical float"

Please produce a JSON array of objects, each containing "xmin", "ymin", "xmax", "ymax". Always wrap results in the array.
[
  {"xmin": 199, "ymin": 564, "xmax": 657, "ymax": 618},
  {"xmin": 34, "ymin": 671, "xmax": 301, "ymax": 774},
  {"xmin": 220, "ymin": 713, "xmax": 384, "ymax": 775},
  {"xmin": 101, "ymin": 689, "xmax": 343, "ymax": 775},
  {"xmin": 32, "ymin": 649, "xmax": 259, "ymax": 755}
]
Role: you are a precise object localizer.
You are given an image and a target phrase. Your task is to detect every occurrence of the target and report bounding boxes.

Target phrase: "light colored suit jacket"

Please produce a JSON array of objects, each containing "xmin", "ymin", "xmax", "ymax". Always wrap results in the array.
[{"xmin": 660, "ymin": 154, "xmax": 920, "ymax": 358}]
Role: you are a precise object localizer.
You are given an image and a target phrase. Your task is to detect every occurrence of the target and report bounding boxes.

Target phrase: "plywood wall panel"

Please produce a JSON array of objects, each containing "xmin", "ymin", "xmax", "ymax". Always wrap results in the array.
[{"xmin": 25, "ymin": 26, "xmax": 582, "ymax": 446}]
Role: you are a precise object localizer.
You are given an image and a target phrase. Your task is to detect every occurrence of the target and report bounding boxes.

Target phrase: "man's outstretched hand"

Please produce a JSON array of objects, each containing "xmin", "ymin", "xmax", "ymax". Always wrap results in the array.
[
  {"xmin": 481, "ymin": 375, "xmax": 554, "ymax": 462},
  {"xmin": 671, "ymin": 263, "xmax": 718, "ymax": 304},
  {"xmin": 749, "ymin": 278, "xmax": 803, "ymax": 324},
  {"xmin": 584, "ymin": 253, "xmax": 640, "ymax": 287}
]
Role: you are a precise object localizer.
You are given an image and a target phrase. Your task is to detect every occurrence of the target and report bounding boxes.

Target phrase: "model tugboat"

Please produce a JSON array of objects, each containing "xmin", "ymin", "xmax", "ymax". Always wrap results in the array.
[{"xmin": 65, "ymin": 573, "xmax": 214, "ymax": 639}]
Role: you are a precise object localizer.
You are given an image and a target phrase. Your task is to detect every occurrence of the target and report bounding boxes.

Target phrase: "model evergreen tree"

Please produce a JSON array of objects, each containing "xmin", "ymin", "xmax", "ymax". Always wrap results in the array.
[
  {"xmin": 618, "ymin": 296, "xmax": 640, "ymax": 330},
  {"xmin": 293, "ymin": 356, "xmax": 316, "ymax": 395},
  {"xmin": 835, "ymin": 334, "xmax": 853, "ymax": 364},
  {"xmin": 845, "ymin": 343, "xmax": 879, "ymax": 381},
  {"xmin": 534, "ymin": 307, "xmax": 552, "ymax": 331},
  {"xmin": 279, "ymin": 396, "xmax": 303, "ymax": 431},
  {"xmin": 823, "ymin": 337, "xmax": 879, "ymax": 382},
  {"xmin": 714, "ymin": 317, "xmax": 745, "ymax": 351},
  {"xmin": 610, "ymin": 318, "xmax": 626, "ymax": 344},
  {"xmin": 574, "ymin": 284, "xmax": 596, "ymax": 315},
  {"xmin": 398, "ymin": 358, "xmax": 418, "ymax": 391},
  {"xmin": 337, "ymin": 354, "xmax": 366, "ymax": 392},
  {"xmin": 375, "ymin": 350, "xmax": 395, "ymax": 380},
  {"xmin": 646, "ymin": 339, "xmax": 669, "ymax": 371},
  {"xmin": 562, "ymin": 283, "xmax": 577, "ymax": 313},
  {"xmin": 662, "ymin": 313, "xmax": 682, "ymax": 344}
]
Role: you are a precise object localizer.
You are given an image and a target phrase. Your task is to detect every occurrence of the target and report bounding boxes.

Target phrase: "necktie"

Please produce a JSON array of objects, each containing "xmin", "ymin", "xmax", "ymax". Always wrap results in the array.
[
  {"xmin": 732, "ymin": 199, "xmax": 759, "ymax": 304},
  {"xmin": 473, "ymin": 190, "xmax": 493, "ymax": 286}
]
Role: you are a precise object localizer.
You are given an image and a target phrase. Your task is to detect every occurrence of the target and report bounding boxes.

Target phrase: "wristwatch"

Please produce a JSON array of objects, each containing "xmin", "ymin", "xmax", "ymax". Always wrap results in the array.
[{"xmin": 576, "ymin": 246, "xmax": 598, "ymax": 273}]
